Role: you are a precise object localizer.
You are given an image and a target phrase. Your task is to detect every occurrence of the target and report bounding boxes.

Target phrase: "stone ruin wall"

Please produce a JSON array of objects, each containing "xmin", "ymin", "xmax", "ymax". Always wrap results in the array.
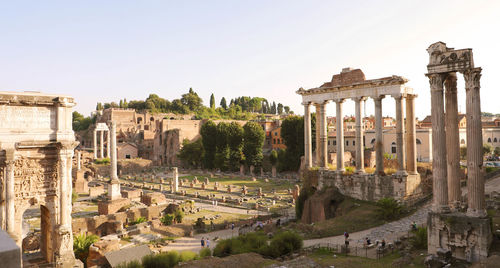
[
  {"xmin": 304, "ymin": 169, "xmax": 423, "ymax": 203},
  {"xmin": 72, "ymin": 203, "xmax": 168, "ymax": 235}
]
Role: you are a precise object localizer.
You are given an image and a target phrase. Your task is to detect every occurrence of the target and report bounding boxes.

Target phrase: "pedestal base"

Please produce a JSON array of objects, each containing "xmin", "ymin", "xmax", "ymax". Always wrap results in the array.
[
  {"xmin": 427, "ymin": 212, "xmax": 492, "ymax": 263},
  {"xmin": 98, "ymin": 198, "xmax": 130, "ymax": 215}
]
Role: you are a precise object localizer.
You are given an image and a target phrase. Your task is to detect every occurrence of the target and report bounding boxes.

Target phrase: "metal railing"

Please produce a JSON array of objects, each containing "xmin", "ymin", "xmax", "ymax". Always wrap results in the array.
[{"xmin": 303, "ymin": 242, "xmax": 395, "ymax": 260}]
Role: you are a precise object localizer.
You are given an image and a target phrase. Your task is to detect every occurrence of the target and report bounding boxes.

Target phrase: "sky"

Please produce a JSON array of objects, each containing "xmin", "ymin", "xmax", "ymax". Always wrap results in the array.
[{"xmin": 1, "ymin": 0, "xmax": 500, "ymax": 119}]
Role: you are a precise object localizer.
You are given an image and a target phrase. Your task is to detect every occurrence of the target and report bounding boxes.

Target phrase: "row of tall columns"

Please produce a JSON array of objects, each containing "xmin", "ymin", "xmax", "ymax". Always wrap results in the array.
[
  {"xmin": 303, "ymin": 103, "xmax": 312, "ymax": 168},
  {"xmin": 374, "ymin": 96, "xmax": 385, "ymax": 174},
  {"xmin": 445, "ymin": 73, "xmax": 461, "ymax": 208},
  {"xmin": 395, "ymin": 95, "xmax": 407, "ymax": 174},
  {"xmin": 354, "ymin": 97, "xmax": 365, "ymax": 173},
  {"xmin": 303, "ymin": 94, "xmax": 416, "ymax": 175},
  {"xmin": 93, "ymin": 129, "xmax": 111, "ymax": 159},
  {"xmin": 428, "ymin": 68, "xmax": 485, "ymax": 217},
  {"xmin": 335, "ymin": 99, "xmax": 345, "ymax": 172}
]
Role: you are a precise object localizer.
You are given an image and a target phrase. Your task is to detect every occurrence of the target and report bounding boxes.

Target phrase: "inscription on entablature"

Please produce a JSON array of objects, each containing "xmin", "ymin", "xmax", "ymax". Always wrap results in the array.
[
  {"xmin": 0, "ymin": 106, "xmax": 56, "ymax": 130},
  {"xmin": 14, "ymin": 158, "xmax": 59, "ymax": 199}
]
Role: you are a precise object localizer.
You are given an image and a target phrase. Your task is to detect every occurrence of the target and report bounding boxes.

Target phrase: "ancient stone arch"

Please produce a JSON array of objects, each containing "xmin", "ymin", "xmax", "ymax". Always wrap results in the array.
[{"xmin": 0, "ymin": 91, "xmax": 80, "ymax": 267}]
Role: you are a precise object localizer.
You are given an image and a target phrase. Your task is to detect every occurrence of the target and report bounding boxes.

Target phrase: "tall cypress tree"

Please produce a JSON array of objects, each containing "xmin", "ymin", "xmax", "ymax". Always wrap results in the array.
[{"xmin": 210, "ymin": 93, "xmax": 215, "ymax": 109}]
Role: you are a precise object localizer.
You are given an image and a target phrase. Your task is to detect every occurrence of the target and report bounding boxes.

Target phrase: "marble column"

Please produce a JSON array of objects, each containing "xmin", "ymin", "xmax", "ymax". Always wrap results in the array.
[
  {"xmin": 394, "ymin": 95, "xmax": 407, "ymax": 174},
  {"xmin": 374, "ymin": 96, "xmax": 385, "ymax": 174},
  {"xmin": 5, "ymin": 152, "xmax": 15, "ymax": 237},
  {"xmin": 93, "ymin": 129, "xmax": 97, "ymax": 159},
  {"xmin": 464, "ymin": 68, "xmax": 486, "ymax": 217},
  {"xmin": 172, "ymin": 167, "xmax": 179, "ymax": 193},
  {"xmin": 59, "ymin": 147, "xmax": 73, "ymax": 227},
  {"xmin": 76, "ymin": 150, "xmax": 81, "ymax": 171},
  {"xmin": 100, "ymin": 130, "xmax": 104, "ymax": 158},
  {"xmin": 444, "ymin": 73, "xmax": 461, "ymax": 208},
  {"xmin": 405, "ymin": 94, "xmax": 417, "ymax": 175},
  {"xmin": 303, "ymin": 102, "xmax": 312, "ymax": 168},
  {"xmin": 319, "ymin": 101, "xmax": 328, "ymax": 168},
  {"xmin": 110, "ymin": 122, "xmax": 118, "ymax": 181},
  {"xmin": 335, "ymin": 99, "xmax": 345, "ymax": 172},
  {"xmin": 427, "ymin": 73, "xmax": 449, "ymax": 213},
  {"xmin": 354, "ymin": 97, "xmax": 366, "ymax": 173},
  {"xmin": 107, "ymin": 130, "xmax": 111, "ymax": 158},
  {"xmin": 315, "ymin": 104, "xmax": 321, "ymax": 166}
]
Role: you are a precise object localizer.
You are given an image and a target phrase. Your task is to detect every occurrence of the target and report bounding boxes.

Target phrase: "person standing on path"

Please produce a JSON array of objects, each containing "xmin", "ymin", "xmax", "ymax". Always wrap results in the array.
[
  {"xmin": 206, "ymin": 238, "xmax": 210, "ymax": 248},
  {"xmin": 201, "ymin": 237, "xmax": 205, "ymax": 248}
]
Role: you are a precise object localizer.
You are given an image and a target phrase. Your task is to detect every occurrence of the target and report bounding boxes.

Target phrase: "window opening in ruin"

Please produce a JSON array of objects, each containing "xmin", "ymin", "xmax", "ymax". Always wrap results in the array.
[{"xmin": 391, "ymin": 142, "xmax": 397, "ymax": 154}]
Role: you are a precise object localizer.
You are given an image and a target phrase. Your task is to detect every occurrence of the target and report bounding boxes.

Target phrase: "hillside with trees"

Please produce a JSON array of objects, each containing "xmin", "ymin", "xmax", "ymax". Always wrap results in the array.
[{"xmin": 94, "ymin": 88, "xmax": 293, "ymax": 121}]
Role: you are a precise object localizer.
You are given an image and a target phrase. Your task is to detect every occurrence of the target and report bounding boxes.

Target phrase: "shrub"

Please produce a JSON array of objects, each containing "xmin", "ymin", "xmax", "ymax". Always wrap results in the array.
[
  {"xmin": 131, "ymin": 217, "xmax": 147, "ymax": 225},
  {"xmin": 174, "ymin": 209, "xmax": 184, "ymax": 223},
  {"xmin": 410, "ymin": 226, "xmax": 428, "ymax": 249},
  {"xmin": 72, "ymin": 191, "xmax": 78, "ymax": 204},
  {"xmin": 142, "ymin": 251, "xmax": 179, "ymax": 268},
  {"xmin": 296, "ymin": 186, "xmax": 316, "ymax": 220},
  {"xmin": 94, "ymin": 158, "xmax": 110, "ymax": 164},
  {"xmin": 161, "ymin": 214, "xmax": 174, "ymax": 226},
  {"xmin": 212, "ymin": 238, "xmax": 245, "ymax": 257},
  {"xmin": 377, "ymin": 198, "xmax": 402, "ymax": 220},
  {"xmin": 199, "ymin": 248, "xmax": 212, "ymax": 258},
  {"xmin": 179, "ymin": 250, "xmax": 198, "ymax": 262},
  {"xmin": 266, "ymin": 231, "xmax": 303, "ymax": 257},
  {"xmin": 344, "ymin": 166, "xmax": 355, "ymax": 175},
  {"xmin": 116, "ymin": 260, "xmax": 142, "ymax": 268},
  {"xmin": 73, "ymin": 233, "xmax": 99, "ymax": 264}
]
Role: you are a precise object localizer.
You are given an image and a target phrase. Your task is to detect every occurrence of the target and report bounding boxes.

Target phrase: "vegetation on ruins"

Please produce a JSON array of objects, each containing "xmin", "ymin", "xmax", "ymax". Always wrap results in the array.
[
  {"xmin": 295, "ymin": 186, "xmax": 316, "ymax": 220},
  {"xmin": 212, "ymin": 231, "xmax": 303, "ymax": 258},
  {"xmin": 130, "ymin": 216, "xmax": 147, "ymax": 225},
  {"xmin": 191, "ymin": 120, "xmax": 264, "ymax": 169},
  {"xmin": 117, "ymin": 249, "xmax": 204, "ymax": 268},
  {"xmin": 94, "ymin": 158, "xmax": 110, "ymax": 165},
  {"xmin": 73, "ymin": 233, "xmax": 99, "ymax": 265},
  {"xmin": 177, "ymin": 138, "xmax": 203, "ymax": 167},
  {"xmin": 278, "ymin": 115, "xmax": 316, "ymax": 171},
  {"xmin": 376, "ymin": 198, "xmax": 403, "ymax": 221},
  {"xmin": 410, "ymin": 226, "xmax": 428, "ymax": 250},
  {"xmin": 160, "ymin": 214, "xmax": 174, "ymax": 225}
]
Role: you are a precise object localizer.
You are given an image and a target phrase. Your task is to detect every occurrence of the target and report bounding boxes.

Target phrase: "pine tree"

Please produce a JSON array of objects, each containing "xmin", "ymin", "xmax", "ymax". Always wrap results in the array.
[
  {"xmin": 210, "ymin": 93, "xmax": 215, "ymax": 109},
  {"xmin": 220, "ymin": 97, "xmax": 227, "ymax": 110}
]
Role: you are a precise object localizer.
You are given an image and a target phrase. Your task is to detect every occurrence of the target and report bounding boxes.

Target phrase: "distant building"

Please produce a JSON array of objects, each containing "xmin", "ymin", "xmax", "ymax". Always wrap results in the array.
[{"xmin": 270, "ymin": 126, "xmax": 286, "ymax": 150}]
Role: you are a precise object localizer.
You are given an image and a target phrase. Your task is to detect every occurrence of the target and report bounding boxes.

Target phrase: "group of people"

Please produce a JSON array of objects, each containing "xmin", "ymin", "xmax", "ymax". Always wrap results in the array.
[{"xmin": 200, "ymin": 237, "xmax": 210, "ymax": 248}]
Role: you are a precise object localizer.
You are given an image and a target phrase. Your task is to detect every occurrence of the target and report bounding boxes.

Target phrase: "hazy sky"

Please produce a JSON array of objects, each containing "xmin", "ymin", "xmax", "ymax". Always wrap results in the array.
[{"xmin": 1, "ymin": 0, "xmax": 499, "ymax": 119}]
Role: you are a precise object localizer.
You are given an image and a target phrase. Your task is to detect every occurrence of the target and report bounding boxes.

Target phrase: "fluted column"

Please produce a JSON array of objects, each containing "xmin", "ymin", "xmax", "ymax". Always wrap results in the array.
[
  {"xmin": 319, "ymin": 101, "xmax": 328, "ymax": 168},
  {"xmin": 427, "ymin": 73, "xmax": 449, "ymax": 213},
  {"xmin": 444, "ymin": 73, "xmax": 461, "ymax": 209},
  {"xmin": 394, "ymin": 95, "xmax": 407, "ymax": 174},
  {"xmin": 464, "ymin": 68, "xmax": 485, "ymax": 217},
  {"xmin": 100, "ymin": 130, "xmax": 104, "ymax": 158},
  {"xmin": 335, "ymin": 99, "xmax": 345, "ymax": 172},
  {"xmin": 76, "ymin": 150, "xmax": 81, "ymax": 171},
  {"xmin": 354, "ymin": 97, "xmax": 366, "ymax": 173},
  {"xmin": 303, "ymin": 102, "xmax": 312, "ymax": 168},
  {"xmin": 5, "ymin": 151, "xmax": 16, "ymax": 237},
  {"xmin": 107, "ymin": 130, "xmax": 111, "ymax": 158},
  {"xmin": 405, "ymin": 94, "xmax": 417, "ymax": 175},
  {"xmin": 93, "ymin": 129, "xmax": 97, "ymax": 159},
  {"xmin": 315, "ymin": 104, "xmax": 321, "ymax": 166},
  {"xmin": 374, "ymin": 96, "xmax": 385, "ymax": 174}
]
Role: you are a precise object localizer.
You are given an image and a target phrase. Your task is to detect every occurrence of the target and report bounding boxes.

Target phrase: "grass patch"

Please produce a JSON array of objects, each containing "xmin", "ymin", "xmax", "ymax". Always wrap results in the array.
[
  {"xmin": 289, "ymin": 197, "xmax": 409, "ymax": 239},
  {"xmin": 179, "ymin": 175, "xmax": 294, "ymax": 191},
  {"xmin": 309, "ymin": 249, "xmax": 425, "ymax": 268},
  {"xmin": 183, "ymin": 210, "xmax": 252, "ymax": 225}
]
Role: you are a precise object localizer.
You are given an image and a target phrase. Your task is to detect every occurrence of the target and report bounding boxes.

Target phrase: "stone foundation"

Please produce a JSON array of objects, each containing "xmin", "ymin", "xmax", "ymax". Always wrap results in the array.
[
  {"xmin": 427, "ymin": 212, "xmax": 492, "ymax": 263},
  {"xmin": 97, "ymin": 198, "xmax": 130, "ymax": 215},
  {"xmin": 304, "ymin": 169, "xmax": 422, "ymax": 202}
]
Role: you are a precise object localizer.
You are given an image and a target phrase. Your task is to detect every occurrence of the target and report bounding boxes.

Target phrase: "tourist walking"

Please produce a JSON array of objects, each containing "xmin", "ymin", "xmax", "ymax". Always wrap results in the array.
[
  {"xmin": 206, "ymin": 238, "xmax": 210, "ymax": 248},
  {"xmin": 201, "ymin": 237, "xmax": 205, "ymax": 248}
]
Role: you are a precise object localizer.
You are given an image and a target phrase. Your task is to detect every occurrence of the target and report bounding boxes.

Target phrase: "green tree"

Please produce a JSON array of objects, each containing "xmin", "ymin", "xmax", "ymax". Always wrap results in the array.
[
  {"xmin": 178, "ymin": 139, "xmax": 204, "ymax": 167},
  {"xmin": 277, "ymin": 103, "xmax": 284, "ymax": 115},
  {"xmin": 284, "ymin": 106, "xmax": 290, "ymax": 114},
  {"xmin": 74, "ymin": 233, "xmax": 99, "ymax": 264},
  {"xmin": 215, "ymin": 122, "xmax": 230, "ymax": 171},
  {"xmin": 494, "ymin": 147, "xmax": 500, "ymax": 156},
  {"xmin": 377, "ymin": 198, "xmax": 403, "ymax": 220},
  {"xmin": 483, "ymin": 143, "xmax": 493, "ymax": 156},
  {"xmin": 460, "ymin": 146, "xmax": 467, "ymax": 160},
  {"xmin": 243, "ymin": 122, "xmax": 265, "ymax": 167},
  {"xmin": 220, "ymin": 97, "xmax": 227, "ymax": 110},
  {"xmin": 227, "ymin": 122, "xmax": 244, "ymax": 171},
  {"xmin": 96, "ymin": 102, "xmax": 103, "ymax": 110},
  {"xmin": 279, "ymin": 116, "xmax": 309, "ymax": 171},
  {"xmin": 72, "ymin": 111, "xmax": 94, "ymax": 131},
  {"xmin": 270, "ymin": 150, "xmax": 278, "ymax": 167},
  {"xmin": 181, "ymin": 88, "xmax": 203, "ymax": 112},
  {"xmin": 210, "ymin": 93, "xmax": 215, "ymax": 109},
  {"xmin": 200, "ymin": 120, "xmax": 217, "ymax": 169}
]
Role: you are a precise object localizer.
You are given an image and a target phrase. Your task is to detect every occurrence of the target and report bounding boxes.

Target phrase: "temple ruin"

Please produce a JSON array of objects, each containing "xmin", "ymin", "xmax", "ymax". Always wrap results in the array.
[
  {"xmin": 426, "ymin": 42, "xmax": 492, "ymax": 262},
  {"xmin": 0, "ymin": 91, "xmax": 80, "ymax": 266},
  {"xmin": 297, "ymin": 68, "xmax": 421, "ymax": 201}
]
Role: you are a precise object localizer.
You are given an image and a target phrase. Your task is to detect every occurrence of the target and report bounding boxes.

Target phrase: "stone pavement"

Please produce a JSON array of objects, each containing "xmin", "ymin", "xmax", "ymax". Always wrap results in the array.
[{"xmin": 131, "ymin": 233, "xmax": 161, "ymax": 244}]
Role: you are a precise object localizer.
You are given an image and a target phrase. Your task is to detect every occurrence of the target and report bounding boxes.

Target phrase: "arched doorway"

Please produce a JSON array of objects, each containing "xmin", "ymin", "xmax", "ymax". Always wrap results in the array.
[{"xmin": 21, "ymin": 204, "xmax": 54, "ymax": 264}]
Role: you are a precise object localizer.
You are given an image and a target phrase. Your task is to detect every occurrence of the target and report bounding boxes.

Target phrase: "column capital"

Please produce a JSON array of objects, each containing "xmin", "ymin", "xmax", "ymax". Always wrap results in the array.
[
  {"xmin": 406, "ymin": 93, "xmax": 418, "ymax": 100},
  {"xmin": 334, "ymin": 98, "xmax": 345, "ymax": 104},
  {"xmin": 351, "ymin": 96, "xmax": 367, "ymax": 102},
  {"xmin": 391, "ymin": 94, "xmax": 405, "ymax": 100},
  {"xmin": 463, "ymin": 67, "xmax": 482, "ymax": 90},
  {"xmin": 301, "ymin": 101, "xmax": 311, "ymax": 106},
  {"xmin": 426, "ymin": 73, "xmax": 446, "ymax": 92},
  {"xmin": 371, "ymin": 95, "xmax": 385, "ymax": 101}
]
